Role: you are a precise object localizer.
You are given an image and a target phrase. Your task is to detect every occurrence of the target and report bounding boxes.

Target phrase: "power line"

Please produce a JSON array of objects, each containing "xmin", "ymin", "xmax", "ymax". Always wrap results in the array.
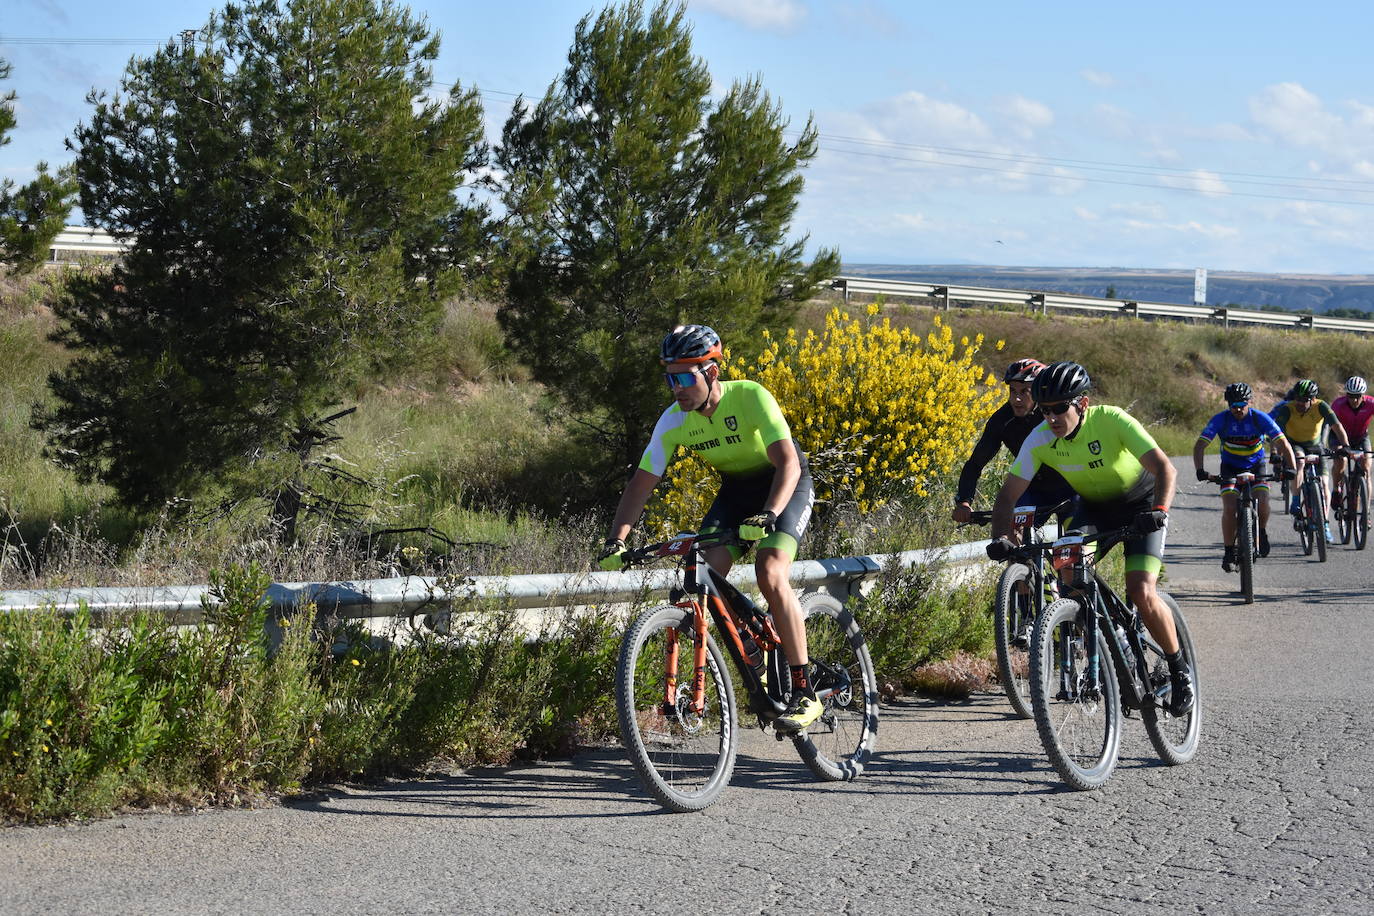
[{"xmin": 0, "ymin": 37, "xmax": 166, "ymax": 46}]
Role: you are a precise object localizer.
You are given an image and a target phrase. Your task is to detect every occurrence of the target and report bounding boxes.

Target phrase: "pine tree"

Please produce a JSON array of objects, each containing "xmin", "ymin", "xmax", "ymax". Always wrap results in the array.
[
  {"xmin": 0, "ymin": 58, "xmax": 77, "ymax": 274},
  {"xmin": 495, "ymin": 0, "xmax": 838, "ymax": 482},
  {"xmin": 33, "ymin": 0, "xmax": 489, "ymax": 514}
]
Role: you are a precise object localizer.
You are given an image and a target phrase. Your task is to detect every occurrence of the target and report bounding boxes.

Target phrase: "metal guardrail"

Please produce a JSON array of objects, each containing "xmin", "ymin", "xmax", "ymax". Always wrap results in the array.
[
  {"xmin": 0, "ymin": 541, "xmax": 992, "ymax": 622},
  {"xmin": 45, "ymin": 226, "xmax": 125, "ymax": 266},
  {"xmin": 832, "ymin": 275, "xmax": 1374, "ymax": 335}
]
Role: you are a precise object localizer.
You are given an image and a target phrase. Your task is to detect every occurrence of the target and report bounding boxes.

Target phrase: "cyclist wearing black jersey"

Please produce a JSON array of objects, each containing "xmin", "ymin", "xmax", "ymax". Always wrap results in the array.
[
  {"xmin": 597, "ymin": 325, "xmax": 822, "ymax": 734},
  {"xmin": 986, "ymin": 362, "xmax": 1193, "ymax": 716},
  {"xmin": 953, "ymin": 358, "xmax": 1074, "ymax": 525}
]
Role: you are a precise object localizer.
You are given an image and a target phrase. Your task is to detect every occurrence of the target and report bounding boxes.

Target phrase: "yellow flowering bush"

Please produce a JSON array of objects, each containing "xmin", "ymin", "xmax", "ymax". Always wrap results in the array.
[{"xmin": 645, "ymin": 306, "xmax": 1004, "ymax": 536}]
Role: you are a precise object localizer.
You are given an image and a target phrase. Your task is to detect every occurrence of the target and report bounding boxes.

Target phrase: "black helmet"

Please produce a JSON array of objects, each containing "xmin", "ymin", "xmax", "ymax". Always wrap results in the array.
[
  {"xmin": 1292, "ymin": 379, "xmax": 1319, "ymax": 400},
  {"xmin": 1224, "ymin": 382, "xmax": 1252, "ymax": 403},
  {"xmin": 660, "ymin": 324, "xmax": 722, "ymax": 364},
  {"xmin": 1003, "ymin": 358, "xmax": 1046, "ymax": 383},
  {"xmin": 1031, "ymin": 361, "xmax": 1091, "ymax": 403}
]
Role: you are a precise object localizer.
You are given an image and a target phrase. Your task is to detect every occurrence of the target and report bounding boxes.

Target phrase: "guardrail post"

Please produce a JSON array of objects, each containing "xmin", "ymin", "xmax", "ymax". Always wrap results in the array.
[
  {"xmin": 831, "ymin": 278, "xmax": 850, "ymax": 304},
  {"xmin": 1213, "ymin": 307, "xmax": 1229, "ymax": 331},
  {"xmin": 932, "ymin": 286, "xmax": 949, "ymax": 311},
  {"xmin": 1300, "ymin": 314, "xmax": 1315, "ymax": 331},
  {"xmin": 1029, "ymin": 293, "xmax": 1045, "ymax": 315},
  {"xmin": 1123, "ymin": 301, "xmax": 1139, "ymax": 318}
]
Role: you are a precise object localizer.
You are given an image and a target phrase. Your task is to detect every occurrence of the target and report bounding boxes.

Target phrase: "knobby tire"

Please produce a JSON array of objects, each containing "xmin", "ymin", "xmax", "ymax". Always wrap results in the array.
[
  {"xmin": 1357, "ymin": 482, "xmax": 1370, "ymax": 550},
  {"xmin": 1140, "ymin": 592, "xmax": 1202, "ymax": 766},
  {"xmin": 615, "ymin": 604, "xmax": 738, "ymax": 813},
  {"xmin": 790, "ymin": 592, "xmax": 879, "ymax": 781},
  {"xmin": 1237, "ymin": 499, "xmax": 1255, "ymax": 604},
  {"xmin": 1029, "ymin": 598, "xmax": 1122, "ymax": 791},
  {"xmin": 993, "ymin": 563, "xmax": 1037, "ymax": 719},
  {"xmin": 1312, "ymin": 480, "xmax": 1329, "ymax": 563}
]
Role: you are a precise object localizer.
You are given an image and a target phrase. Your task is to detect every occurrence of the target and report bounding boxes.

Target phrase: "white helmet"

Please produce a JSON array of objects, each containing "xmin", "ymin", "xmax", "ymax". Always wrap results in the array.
[{"xmin": 1346, "ymin": 376, "xmax": 1368, "ymax": 396}]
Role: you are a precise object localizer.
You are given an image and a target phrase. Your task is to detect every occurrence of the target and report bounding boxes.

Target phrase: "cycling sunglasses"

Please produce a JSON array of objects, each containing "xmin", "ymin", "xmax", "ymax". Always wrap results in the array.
[
  {"xmin": 664, "ymin": 366, "xmax": 709, "ymax": 389},
  {"xmin": 1038, "ymin": 400, "xmax": 1077, "ymax": 416},
  {"xmin": 1229, "ymin": 401, "xmax": 1250, "ymax": 410}
]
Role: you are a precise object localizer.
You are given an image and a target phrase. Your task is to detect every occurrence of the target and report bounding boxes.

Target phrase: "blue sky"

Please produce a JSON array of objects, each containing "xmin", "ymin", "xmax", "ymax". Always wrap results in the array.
[{"xmin": 5, "ymin": 0, "xmax": 1374, "ymax": 274}]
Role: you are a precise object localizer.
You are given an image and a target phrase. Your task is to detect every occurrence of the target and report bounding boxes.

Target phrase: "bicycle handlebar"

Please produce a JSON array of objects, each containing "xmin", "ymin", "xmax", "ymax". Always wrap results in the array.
[
  {"xmin": 964, "ymin": 498, "xmax": 1074, "ymax": 527},
  {"xmin": 618, "ymin": 529, "xmax": 746, "ymax": 568}
]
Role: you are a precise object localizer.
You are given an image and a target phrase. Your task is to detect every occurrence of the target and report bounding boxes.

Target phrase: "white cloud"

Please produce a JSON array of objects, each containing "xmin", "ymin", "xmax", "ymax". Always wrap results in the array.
[
  {"xmin": 1075, "ymin": 207, "xmax": 1099, "ymax": 221},
  {"xmin": 1159, "ymin": 169, "xmax": 1231, "ymax": 198},
  {"xmin": 1122, "ymin": 219, "xmax": 1240, "ymax": 241},
  {"xmin": 1249, "ymin": 82, "xmax": 1345, "ymax": 150},
  {"xmin": 833, "ymin": 91, "xmax": 991, "ymax": 145},
  {"xmin": 998, "ymin": 95, "xmax": 1054, "ymax": 139},
  {"xmin": 691, "ymin": 0, "xmax": 806, "ymax": 31},
  {"xmin": 1080, "ymin": 69, "xmax": 1116, "ymax": 89}
]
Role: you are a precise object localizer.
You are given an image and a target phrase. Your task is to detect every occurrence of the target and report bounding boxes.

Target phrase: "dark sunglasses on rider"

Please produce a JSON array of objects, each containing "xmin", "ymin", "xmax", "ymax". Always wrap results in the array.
[
  {"xmin": 1038, "ymin": 400, "xmax": 1077, "ymax": 416},
  {"xmin": 1229, "ymin": 401, "xmax": 1249, "ymax": 410},
  {"xmin": 664, "ymin": 366, "xmax": 709, "ymax": 389}
]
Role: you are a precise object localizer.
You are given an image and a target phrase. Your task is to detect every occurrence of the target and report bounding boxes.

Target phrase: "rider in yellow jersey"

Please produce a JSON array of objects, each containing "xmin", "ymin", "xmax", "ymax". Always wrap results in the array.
[
  {"xmin": 597, "ymin": 325, "xmax": 822, "ymax": 734},
  {"xmin": 1271, "ymin": 379, "xmax": 1348, "ymax": 541},
  {"xmin": 986, "ymin": 361, "xmax": 1193, "ymax": 716}
]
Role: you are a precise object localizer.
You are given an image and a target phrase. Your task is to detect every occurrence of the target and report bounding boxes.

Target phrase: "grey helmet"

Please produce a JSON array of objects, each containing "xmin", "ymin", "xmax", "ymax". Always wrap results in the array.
[{"xmin": 659, "ymin": 324, "xmax": 722, "ymax": 364}]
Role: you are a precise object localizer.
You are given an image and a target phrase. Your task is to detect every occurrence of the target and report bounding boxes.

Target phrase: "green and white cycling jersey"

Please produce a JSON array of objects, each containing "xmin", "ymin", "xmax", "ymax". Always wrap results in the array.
[
  {"xmin": 1009, "ymin": 405, "xmax": 1159, "ymax": 504},
  {"xmin": 638, "ymin": 380, "xmax": 793, "ymax": 477}
]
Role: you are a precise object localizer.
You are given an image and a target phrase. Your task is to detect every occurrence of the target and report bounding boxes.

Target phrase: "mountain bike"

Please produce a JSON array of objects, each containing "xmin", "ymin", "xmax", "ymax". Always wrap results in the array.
[
  {"xmin": 613, "ymin": 529, "xmax": 879, "ymax": 813},
  {"xmin": 968, "ymin": 498, "xmax": 1072, "ymax": 719},
  {"xmin": 1204, "ymin": 470, "xmax": 1275, "ymax": 604},
  {"xmin": 1292, "ymin": 449, "xmax": 1333, "ymax": 562},
  {"xmin": 1333, "ymin": 447, "xmax": 1369, "ymax": 550},
  {"xmin": 1027, "ymin": 524, "xmax": 1201, "ymax": 790}
]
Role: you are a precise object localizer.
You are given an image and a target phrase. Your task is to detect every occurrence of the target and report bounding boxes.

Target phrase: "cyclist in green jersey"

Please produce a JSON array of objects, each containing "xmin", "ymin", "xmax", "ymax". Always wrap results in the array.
[
  {"xmin": 986, "ymin": 362, "xmax": 1193, "ymax": 716},
  {"xmin": 597, "ymin": 325, "xmax": 822, "ymax": 734}
]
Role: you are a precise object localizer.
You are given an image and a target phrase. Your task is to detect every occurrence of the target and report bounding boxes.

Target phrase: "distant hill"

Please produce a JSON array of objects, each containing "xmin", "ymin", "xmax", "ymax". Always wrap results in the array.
[{"xmin": 842, "ymin": 264, "xmax": 1374, "ymax": 316}]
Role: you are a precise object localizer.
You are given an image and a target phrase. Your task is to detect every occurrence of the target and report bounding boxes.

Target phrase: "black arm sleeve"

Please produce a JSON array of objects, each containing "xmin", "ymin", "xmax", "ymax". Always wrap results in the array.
[{"xmin": 955, "ymin": 407, "xmax": 1010, "ymax": 504}]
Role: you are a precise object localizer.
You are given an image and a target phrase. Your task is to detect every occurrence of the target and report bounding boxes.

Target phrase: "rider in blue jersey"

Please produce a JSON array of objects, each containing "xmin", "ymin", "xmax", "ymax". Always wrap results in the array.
[{"xmin": 1192, "ymin": 382, "xmax": 1296, "ymax": 570}]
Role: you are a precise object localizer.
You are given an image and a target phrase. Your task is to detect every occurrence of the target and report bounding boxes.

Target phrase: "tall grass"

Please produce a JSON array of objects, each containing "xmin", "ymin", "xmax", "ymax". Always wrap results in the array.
[{"xmin": 0, "ymin": 562, "xmax": 624, "ymax": 823}]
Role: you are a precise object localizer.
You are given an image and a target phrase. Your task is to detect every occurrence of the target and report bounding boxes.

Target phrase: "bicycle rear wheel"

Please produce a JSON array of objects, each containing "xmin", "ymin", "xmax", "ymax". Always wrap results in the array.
[
  {"xmin": 993, "ymin": 563, "xmax": 1036, "ymax": 718},
  {"xmin": 1357, "ymin": 482, "xmax": 1369, "ymax": 550},
  {"xmin": 790, "ymin": 592, "xmax": 879, "ymax": 781},
  {"xmin": 1029, "ymin": 598, "xmax": 1122, "ymax": 790},
  {"xmin": 1140, "ymin": 592, "xmax": 1202, "ymax": 766},
  {"xmin": 615, "ymin": 604, "xmax": 738, "ymax": 812},
  {"xmin": 1237, "ymin": 500, "xmax": 1255, "ymax": 604}
]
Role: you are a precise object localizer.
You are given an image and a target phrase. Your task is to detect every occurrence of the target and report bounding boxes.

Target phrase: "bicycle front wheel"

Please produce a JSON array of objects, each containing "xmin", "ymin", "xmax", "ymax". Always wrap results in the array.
[
  {"xmin": 993, "ymin": 563, "xmax": 1037, "ymax": 718},
  {"xmin": 1029, "ymin": 598, "xmax": 1122, "ymax": 790},
  {"xmin": 791, "ymin": 592, "xmax": 879, "ymax": 781},
  {"xmin": 615, "ymin": 604, "xmax": 738, "ymax": 812},
  {"xmin": 1337, "ymin": 478, "xmax": 1353, "ymax": 544},
  {"xmin": 1313, "ymin": 482, "xmax": 1328, "ymax": 562},
  {"xmin": 1357, "ymin": 482, "xmax": 1369, "ymax": 550},
  {"xmin": 1298, "ymin": 482, "xmax": 1316, "ymax": 556},
  {"xmin": 1140, "ymin": 592, "xmax": 1202, "ymax": 766},
  {"xmin": 1237, "ymin": 499, "xmax": 1255, "ymax": 604}
]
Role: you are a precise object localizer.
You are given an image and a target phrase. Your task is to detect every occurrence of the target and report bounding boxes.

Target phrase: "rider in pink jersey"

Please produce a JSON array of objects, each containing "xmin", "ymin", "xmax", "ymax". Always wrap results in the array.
[{"xmin": 1332, "ymin": 376, "xmax": 1374, "ymax": 505}]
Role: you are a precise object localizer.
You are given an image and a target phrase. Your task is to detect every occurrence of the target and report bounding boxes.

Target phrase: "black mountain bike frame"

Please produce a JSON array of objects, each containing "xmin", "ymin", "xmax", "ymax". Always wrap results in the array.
[{"xmin": 1048, "ymin": 527, "xmax": 1172, "ymax": 712}]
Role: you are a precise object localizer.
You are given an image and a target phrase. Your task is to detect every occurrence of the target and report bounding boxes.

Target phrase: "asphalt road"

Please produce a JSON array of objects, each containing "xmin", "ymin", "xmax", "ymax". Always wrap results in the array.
[{"xmin": 3, "ymin": 458, "xmax": 1372, "ymax": 915}]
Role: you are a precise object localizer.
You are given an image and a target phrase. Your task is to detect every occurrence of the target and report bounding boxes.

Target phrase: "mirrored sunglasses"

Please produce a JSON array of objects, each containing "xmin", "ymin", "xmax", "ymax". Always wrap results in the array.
[
  {"xmin": 664, "ymin": 367, "xmax": 707, "ymax": 389},
  {"xmin": 1229, "ymin": 401, "xmax": 1250, "ymax": 410}
]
